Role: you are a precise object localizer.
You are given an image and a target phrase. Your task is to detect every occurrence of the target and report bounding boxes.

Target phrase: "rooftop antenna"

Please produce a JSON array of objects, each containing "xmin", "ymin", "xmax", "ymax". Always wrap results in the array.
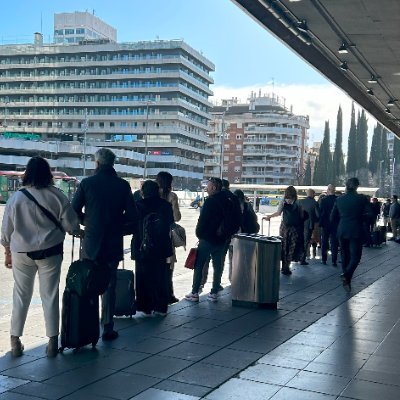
[
  {"xmin": 40, "ymin": 12, "xmax": 43, "ymax": 34},
  {"xmin": 271, "ymin": 77, "xmax": 275, "ymax": 93}
]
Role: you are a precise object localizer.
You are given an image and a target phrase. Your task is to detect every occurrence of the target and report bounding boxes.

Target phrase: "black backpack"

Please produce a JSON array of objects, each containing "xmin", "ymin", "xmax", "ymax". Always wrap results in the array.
[
  {"xmin": 241, "ymin": 203, "xmax": 260, "ymax": 234},
  {"xmin": 282, "ymin": 202, "xmax": 302, "ymax": 227},
  {"xmin": 139, "ymin": 212, "xmax": 171, "ymax": 259}
]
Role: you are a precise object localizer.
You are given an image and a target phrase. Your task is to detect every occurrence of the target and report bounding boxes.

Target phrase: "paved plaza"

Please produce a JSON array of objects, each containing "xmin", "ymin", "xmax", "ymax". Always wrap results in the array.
[{"xmin": 1, "ymin": 205, "xmax": 400, "ymax": 399}]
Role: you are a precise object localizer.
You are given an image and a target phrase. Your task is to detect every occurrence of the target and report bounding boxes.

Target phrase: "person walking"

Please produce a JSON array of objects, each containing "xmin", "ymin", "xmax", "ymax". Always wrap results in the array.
[
  {"xmin": 72, "ymin": 148, "xmax": 137, "ymax": 341},
  {"xmin": 132, "ymin": 180, "xmax": 174, "ymax": 316},
  {"xmin": 266, "ymin": 186, "xmax": 306, "ymax": 275},
  {"xmin": 156, "ymin": 171, "xmax": 181, "ymax": 304},
  {"xmin": 299, "ymin": 189, "xmax": 319, "ymax": 265},
  {"xmin": 185, "ymin": 177, "xmax": 228, "ymax": 302},
  {"xmin": 382, "ymin": 198, "xmax": 391, "ymax": 229},
  {"xmin": 319, "ymin": 184, "xmax": 339, "ymax": 266},
  {"xmin": 331, "ymin": 177, "xmax": 370, "ymax": 291},
  {"xmin": 1, "ymin": 156, "xmax": 79, "ymax": 357},
  {"xmin": 389, "ymin": 195, "xmax": 400, "ymax": 240}
]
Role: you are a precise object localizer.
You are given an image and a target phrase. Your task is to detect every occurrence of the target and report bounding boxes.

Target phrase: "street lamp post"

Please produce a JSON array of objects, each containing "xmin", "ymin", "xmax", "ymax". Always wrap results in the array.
[
  {"xmin": 143, "ymin": 101, "xmax": 151, "ymax": 179},
  {"xmin": 82, "ymin": 109, "xmax": 88, "ymax": 177},
  {"xmin": 219, "ymin": 112, "xmax": 225, "ymax": 179}
]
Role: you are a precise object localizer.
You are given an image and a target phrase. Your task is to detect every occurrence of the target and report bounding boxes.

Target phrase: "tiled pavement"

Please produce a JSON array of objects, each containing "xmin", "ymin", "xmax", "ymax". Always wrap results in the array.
[{"xmin": 1, "ymin": 207, "xmax": 400, "ymax": 399}]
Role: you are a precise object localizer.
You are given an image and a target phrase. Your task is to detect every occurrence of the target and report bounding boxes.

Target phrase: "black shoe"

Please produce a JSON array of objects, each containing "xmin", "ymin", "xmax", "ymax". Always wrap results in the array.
[
  {"xmin": 168, "ymin": 296, "xmax": 179, "ymax": 305},
  {"xmin": 102, "ymin": 330, "xmax": 119, "ymax": 341},
  {"xmin": 321, "ymin": 260, "xmax": 327, "ymax": 265},
  {"xmin": 300, "ymin": 261, "xmax": 309, "ymax": 266},
  {"xmin": 281, "ymin": 268, "xmax": 292, "ymax": 275},
  {"xmin": 217, "ymin": 285, "xmax": 224, "ymax": 292},
  {"xmin": 341, "ymin": 276, "xmax": 351, "ymax": 292}
]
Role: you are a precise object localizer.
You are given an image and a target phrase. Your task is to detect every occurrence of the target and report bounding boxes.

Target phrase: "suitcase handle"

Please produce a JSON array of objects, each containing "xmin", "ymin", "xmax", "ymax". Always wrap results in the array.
[{"xmin": 261, "ymin": 217, "xmax": 271, "ymax": 236}]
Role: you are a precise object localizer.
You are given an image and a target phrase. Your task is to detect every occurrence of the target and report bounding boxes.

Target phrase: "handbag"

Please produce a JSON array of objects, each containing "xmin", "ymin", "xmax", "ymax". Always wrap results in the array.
[
  {"xmin": 184, "ymin": 247, "xmax": 197, "ymax": 270},
  {"xmin": 171, "ymin": 223, "xmax": 186, "ymax": 249}
]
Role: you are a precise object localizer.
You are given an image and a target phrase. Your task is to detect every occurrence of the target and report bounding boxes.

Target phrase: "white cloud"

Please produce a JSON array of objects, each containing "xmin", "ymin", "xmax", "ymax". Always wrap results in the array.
[{"xmin": 211, "ymin": 83, "xmax": 378, "ymax": 153}]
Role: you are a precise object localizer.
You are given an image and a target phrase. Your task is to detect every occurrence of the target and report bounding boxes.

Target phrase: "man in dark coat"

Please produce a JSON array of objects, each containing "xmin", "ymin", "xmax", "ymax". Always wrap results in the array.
[
  {"xmin": 131, "ymin": 180, "xmax": 174, "ymax": 316},
  {"xmin": 319, "ymin": 184, "xmax": 338, "ymax": 266},
  {"xmin": 299, "ymin": 189, "xmax": 319, "ymax": 265},
  {"xmin": 72, "ymin": 148, "xmax": 137, "ymax": 340},
  {"xmin": 331, "ymin": 177, "xmax": 370, "ymax": 291},
  {"xmin": 185, "ymin": 177, "xmax": 228, "ymax": 303}
]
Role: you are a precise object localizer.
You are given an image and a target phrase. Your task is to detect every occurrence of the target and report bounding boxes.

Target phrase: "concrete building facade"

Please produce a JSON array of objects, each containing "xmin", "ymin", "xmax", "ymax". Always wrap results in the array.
[
  {"xmin": 205, "ymin": 93, "xmax": 309, "ymax": 185},
  {"xmin": 0, "ymin": 16, "xmax": 214, "ymax": 187}
]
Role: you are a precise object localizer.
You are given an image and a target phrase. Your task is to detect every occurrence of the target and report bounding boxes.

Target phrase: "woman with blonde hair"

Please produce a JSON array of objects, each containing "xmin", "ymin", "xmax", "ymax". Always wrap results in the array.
[
  {"xmin": 266, "ymin": 186, "xmax": 306, "ymax": 275},
  {"xmin": 156, "ymin": 171, "xmax": 181, "ymax": 303}
]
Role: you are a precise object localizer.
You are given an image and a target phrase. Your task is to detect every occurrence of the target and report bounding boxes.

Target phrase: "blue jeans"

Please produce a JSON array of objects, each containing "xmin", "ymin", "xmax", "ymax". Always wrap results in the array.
[{"xmin": 192, "ymin": 240, "xmax": 225, "ymax": 294}]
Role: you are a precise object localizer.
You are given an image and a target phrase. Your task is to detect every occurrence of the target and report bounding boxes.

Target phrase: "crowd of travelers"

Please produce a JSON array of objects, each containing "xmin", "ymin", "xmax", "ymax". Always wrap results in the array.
[{"xmin": 2, "ymin": 149, "xmax": 398, "ymax": 358}]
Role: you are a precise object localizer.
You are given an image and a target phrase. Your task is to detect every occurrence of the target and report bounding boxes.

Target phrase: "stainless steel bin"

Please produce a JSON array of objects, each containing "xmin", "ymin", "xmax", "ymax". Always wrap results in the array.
[{"xmin": 231, "ymin": 233, "xmax": 281, "ymax": 309}]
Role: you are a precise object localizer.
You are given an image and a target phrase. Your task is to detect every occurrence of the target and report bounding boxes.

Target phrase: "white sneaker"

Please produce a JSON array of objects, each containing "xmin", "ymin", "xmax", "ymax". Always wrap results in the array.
[
  {"xmin": 185, "ymin": 292, "xmax": 199, "ymax": 302},
  {"xmin": 207, "ymin": 292, "xmax": 218, "ymax": 302}
]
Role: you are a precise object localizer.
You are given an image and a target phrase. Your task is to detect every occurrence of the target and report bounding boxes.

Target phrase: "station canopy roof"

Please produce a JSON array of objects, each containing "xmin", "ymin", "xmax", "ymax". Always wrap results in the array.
[{"xmin": 232, "ymin": 0, "xmax": 400, "ymax": 136}]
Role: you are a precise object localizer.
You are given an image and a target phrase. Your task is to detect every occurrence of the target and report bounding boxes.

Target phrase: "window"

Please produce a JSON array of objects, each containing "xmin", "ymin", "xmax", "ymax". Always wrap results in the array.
[
  {"xmin": 224, "ymin": 144, "xmax": 229, "ymax": 150},
  {"xmin": 110, "ymin": 122, "xmax": 115, "ymax": 127},
  {"xmin": 235, "ymin": 156, "xmax": 241, "ymax": 162},
  {"xmin": 236, "ymin": 144, "xmax": 242, "ymax": 150},
  {"xmin": 47, "ymin": 122, "xmax": 52, "ymax": 128},
  {"xmin": 65, "ymin": 29, "xmax": 74, "ymax": 35},
  {"xmin": 89, "ymin": 122, "xmax": 94, "ymax": 128},
  {"xmin": 67, "ymin": 122, "xmax": 73, "ymax": 128},
  {"xmin": 234, "ymin": 166, "xmax": 241, "ymax": 172},
  {"xmin": 99, "ymin": 122, "xmax": 104, "ymax": 128},
  {"xmin": 223, "ymin": 156, "xmax": 229, "ymax": 161},
  {"xmin": 76, "ymin": 28, "xmax": 85, "ymax": 34},
  {"xmin": 236, "ymin": 134, "xmax": 242, "ymax": 140}
]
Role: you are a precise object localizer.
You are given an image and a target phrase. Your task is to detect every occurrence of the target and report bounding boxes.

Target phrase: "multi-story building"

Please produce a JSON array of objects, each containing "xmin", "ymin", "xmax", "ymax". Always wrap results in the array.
[
  {"xmin": 54, "ymin": 12, "xmax": 117, "ymax": 44},
  {"xmin": 0, "ymin": 14, "xmax": 214, "ymax": 188},
  {"xmin": 205, "ymin": 93, "xmax": 309, "ymax": 185}
]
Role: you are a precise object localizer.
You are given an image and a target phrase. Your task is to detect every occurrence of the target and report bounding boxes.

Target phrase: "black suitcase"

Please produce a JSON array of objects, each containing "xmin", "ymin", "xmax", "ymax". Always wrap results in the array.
[
  {"xmin": 60, "ymin": 289, "xmax": 99, "ymax": 352},
  {"xmin": 60, "ymin": 236, "xmax": 100, "ymax": 352},
  {"xmin": 114, "ymin": 265, "xmax": 136, "ymax": 317},
  {"xmin": 378, "ymin": 225, "xmax": 387, "ymax": 244}
]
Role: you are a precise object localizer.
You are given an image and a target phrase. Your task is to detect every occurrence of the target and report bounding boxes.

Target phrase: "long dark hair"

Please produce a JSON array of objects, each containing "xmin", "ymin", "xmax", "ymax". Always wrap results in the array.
[
  {"xmin": 284, "ymin": 185, "xmax": 297, "ymax": 201},
  {"xmin": 156, "ymin": 171, "xmax": 173, "ymax": 200},
  {"xmin": 22, "ymin": 156, "xmax": 54, "ymax": 189}
]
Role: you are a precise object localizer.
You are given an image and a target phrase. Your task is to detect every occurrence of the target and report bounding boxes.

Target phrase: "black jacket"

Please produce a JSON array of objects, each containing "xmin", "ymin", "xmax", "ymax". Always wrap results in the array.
[
  {"xmin": 196, "ymin": 191, "xmax": 225, "ymax": 245},
  {"xmin": 300, "ymin": 196, "xmax": 319, "ymax": 230},
  {"xmin": 72, "ymin": 165, "xmax": 137, "ymax": 262},
  {"xmin": 330, "ymin": 191, "xmax": 369, "ymax": 239},
  {"xmin": 131, "ymin": 196, "xmax": 174, "ymax": 260},
  {"xmin": 319, "ymin": 194, "xmax": 337, "ymax": 228}
]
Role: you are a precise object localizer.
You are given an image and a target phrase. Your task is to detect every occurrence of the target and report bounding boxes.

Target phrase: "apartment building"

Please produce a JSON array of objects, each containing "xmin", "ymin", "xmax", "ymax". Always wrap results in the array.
[
  {"xmin": 205, "ymin": 93, "xmax": 309, "ymax": 185},
  {"xmin": 0, "ymin": 13, "xmax": 214, "ymax": 188}
]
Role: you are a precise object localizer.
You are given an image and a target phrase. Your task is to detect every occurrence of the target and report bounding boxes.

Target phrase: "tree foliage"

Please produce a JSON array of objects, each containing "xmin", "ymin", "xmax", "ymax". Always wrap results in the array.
[
  {"xmin": 346, "ymin": 103, "xmax": 357, "ymax": 174},
  {"xmin": 332, "ymin": 105, "xmax": 345, "ymax": 184},
  {"xmin": 314, "ymin": 121, "xmax": 333, "ymax": 185},
  {"xmin": 304, "ymin": 157, "xmax": 312, "ymax": 186}
]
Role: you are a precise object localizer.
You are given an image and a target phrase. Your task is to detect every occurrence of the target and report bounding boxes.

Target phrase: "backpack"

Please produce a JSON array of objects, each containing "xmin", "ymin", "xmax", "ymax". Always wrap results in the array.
[
  {"xmin": 216, "ymin": 193, "xmax": 241, "ymax": 240},
  {"xmin": 241, "ymin": 203, "xmax": 260, "ymax": 234},
  {"xmin": 139, "ymin": 212, "xmax": 171, "ymax": 259},
  {"xmin": 282, "ymin": 202, "xmax": 302, "ymax": 227}
]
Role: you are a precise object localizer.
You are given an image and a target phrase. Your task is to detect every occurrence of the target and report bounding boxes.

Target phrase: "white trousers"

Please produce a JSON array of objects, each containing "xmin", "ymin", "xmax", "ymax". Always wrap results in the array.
[{"xmin": 11, "ymin": 252, "xmax": 62, "ymax": 338}]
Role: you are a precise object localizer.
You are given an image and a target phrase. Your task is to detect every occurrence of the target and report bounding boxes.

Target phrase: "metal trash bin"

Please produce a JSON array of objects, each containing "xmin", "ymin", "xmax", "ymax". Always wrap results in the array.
[{"xmin": 231, "ymin": 233, "xmax": 281, "ymax": 309}]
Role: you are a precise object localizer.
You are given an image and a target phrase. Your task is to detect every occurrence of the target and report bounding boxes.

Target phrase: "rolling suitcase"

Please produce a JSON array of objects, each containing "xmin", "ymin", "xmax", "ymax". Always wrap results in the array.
[
  {"xmin": 114, "ymin": 257, "xmax": 136, "ymax": 317},
  {"xmin": 60, "ymin": 236, "xmax": 100, "ymax": 353}
]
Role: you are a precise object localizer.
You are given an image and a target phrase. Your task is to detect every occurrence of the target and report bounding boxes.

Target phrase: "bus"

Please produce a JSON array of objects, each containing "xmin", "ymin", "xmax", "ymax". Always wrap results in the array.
[{"xmin": 0, "ymin": 171, "xmax": 79, "ymax": 203}]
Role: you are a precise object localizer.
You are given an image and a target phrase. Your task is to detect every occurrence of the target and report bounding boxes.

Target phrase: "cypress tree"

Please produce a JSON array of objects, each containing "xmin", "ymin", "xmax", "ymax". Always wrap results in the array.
[
  {"xmin": 357, "ymin": 110, "xmax": 368, "ymax": 170},
  {"xmin": 314, "ymin": 121, "xmax": 332, "ymax": 185},
  {"xmin": 346, "ymin": 103, "xmax": 357, "ymax": 174},
  {"xmin": 368, "ymin": 124, "xmax": 382, "ymax": 175},
  {"xmin": 332, "ymin": 106, "xmax": 345, "ymax": 184},
  {"xmin": 381, "ymin": 128, "xmax": 390, "ymax": 174},
  {"xmin": 304, "ymin": 157, "xmax": 312, "ymax": 185}
]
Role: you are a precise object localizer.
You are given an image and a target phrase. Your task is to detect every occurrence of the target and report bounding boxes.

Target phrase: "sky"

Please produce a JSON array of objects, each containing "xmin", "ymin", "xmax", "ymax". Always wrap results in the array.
[{"xmin": 0, "ymin": 0, "xmax": 379, "ymax": 150}]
